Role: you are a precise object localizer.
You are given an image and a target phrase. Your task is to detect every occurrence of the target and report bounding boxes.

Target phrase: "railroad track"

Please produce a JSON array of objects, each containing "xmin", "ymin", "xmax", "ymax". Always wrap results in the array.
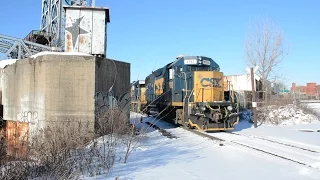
[
  {"xmin": 141, "ymin": 114, "xmax": 320, "ymax": 170},
  {"xmin": 143, "ymin": 113, "xmax": 225, "ymax": 142},
  {"xmin": 229, "ymin": 132, "xmax": 320, "ymax": 153},
  {"xmin": 230, "ymin": 141, "xmax": 315, "ymax": 167},
  {"xmin": 179, "ymin": 126, "xmax": 225, "ymax": 142},
  {"xmin": 215, "ymin": 132, "xmax": 320, "ymax": 170},
  {"xmin": 176, "ymin": 126, "xmax": 320, "ymax": 170}
]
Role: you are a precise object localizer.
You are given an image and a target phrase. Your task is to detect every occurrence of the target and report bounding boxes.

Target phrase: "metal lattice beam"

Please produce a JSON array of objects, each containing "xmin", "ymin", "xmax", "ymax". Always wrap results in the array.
[{"xmin": 0, "ymin": 34, "xmax": 61, "ymax": 59}]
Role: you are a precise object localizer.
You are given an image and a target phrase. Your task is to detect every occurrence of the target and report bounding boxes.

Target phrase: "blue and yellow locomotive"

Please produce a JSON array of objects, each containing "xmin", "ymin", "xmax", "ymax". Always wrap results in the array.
[{"xmin": 133, "ymin": 55, "xmax": 240, "ymax": 131}]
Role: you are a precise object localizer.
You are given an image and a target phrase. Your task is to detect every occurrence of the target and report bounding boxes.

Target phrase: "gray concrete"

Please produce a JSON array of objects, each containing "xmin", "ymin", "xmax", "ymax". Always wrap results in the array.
[{"xmin": 0, "ymin": 54, "xmax": 130, "ymax": 134}]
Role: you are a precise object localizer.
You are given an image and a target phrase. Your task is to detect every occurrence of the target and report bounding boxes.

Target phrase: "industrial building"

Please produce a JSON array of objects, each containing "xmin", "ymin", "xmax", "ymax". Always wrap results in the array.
[{"xmin": 224, "ymin": 73, "xmax": 284, "ymax": 108}]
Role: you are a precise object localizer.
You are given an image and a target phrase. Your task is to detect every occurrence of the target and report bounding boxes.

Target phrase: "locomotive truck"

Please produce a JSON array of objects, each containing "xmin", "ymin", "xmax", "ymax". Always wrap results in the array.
[{"xmin": 131, "ymin": 55, "xmax": 240, "ymax": 131}]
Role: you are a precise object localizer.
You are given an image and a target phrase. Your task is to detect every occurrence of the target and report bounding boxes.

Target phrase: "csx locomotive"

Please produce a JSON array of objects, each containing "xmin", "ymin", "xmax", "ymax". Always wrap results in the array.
[{"xmin": 131, "ymin": 55, "xmax": 240, "ymax": 131}]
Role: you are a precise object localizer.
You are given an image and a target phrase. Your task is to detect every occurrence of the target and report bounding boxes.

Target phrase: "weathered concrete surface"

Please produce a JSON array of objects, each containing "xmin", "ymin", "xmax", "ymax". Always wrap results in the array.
[
  {"xmin": 95, "ymin": 58, "xmax": 131, "ymax": 112},
  {"xmin": 1, "ymin": 54, "xmax": 130, "ymax": 134}
]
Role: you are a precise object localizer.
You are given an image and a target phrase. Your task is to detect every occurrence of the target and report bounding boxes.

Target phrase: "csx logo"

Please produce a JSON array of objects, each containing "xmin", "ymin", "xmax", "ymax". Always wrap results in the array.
[{"xmin": 200, "ymin": 78, "xmax": 222, "ymax": 88}]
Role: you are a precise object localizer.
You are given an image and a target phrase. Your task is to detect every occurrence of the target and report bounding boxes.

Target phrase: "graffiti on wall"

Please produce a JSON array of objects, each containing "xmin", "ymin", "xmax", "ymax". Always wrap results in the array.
[
  {"xmin": 17, "ymin": 111, "xmax": 38, "ymax": 124},
  {"xmin": 94, "ymin": 91, "xmax": 130, "ymax": 117}
]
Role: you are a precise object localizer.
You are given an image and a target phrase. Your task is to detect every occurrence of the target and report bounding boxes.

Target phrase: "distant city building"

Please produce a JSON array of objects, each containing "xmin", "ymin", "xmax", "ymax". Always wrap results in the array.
[{"xmin": 291, "ymin": 82, "xmax": 320, "ymax": 99}]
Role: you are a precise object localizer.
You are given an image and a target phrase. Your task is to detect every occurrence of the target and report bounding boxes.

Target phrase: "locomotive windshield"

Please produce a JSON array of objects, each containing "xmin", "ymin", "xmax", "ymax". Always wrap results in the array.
[{"xmin": 182, "ymin": 56, "xmax": 220, "ymax": 72}]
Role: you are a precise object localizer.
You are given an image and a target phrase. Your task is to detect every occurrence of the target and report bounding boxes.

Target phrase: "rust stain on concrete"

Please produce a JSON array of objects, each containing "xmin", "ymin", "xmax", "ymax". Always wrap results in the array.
[{"xmin": 6, "ymin": 121, "xmax": 29, "ymax": 159}]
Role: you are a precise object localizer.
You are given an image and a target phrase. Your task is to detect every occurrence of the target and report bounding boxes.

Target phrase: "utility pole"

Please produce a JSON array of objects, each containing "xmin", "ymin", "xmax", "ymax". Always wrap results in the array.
[{"xmin": 250, "ymin": 68, "xmax": 257, "ymax": 128}]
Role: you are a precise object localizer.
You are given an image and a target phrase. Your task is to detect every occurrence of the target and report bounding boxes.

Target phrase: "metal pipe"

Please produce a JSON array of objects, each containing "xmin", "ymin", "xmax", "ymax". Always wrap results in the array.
[
  {"xmin": 251, "ymin": 68, "xmax": 257, "ymax": 128},
  {"xmin": 228, "ymin": 80, "xmax": 231, "ymax": 101}
]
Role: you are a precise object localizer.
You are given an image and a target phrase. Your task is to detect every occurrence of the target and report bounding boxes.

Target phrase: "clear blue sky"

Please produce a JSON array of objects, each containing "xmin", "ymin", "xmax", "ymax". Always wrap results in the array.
[{"xmin": 0, "ymin": 0, "xmax": 319, "ymax": 87}]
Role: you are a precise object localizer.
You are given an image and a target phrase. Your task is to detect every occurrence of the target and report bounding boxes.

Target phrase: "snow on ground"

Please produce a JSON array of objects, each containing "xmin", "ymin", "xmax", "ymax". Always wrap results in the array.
[
  {"xmin": 211, "ymin": 122, "xmax": 320, "ymax": 169},
  {"xmin": 308, "ymin": 103, "xmax": 320, "ymax": 115},
  {"xmin": 232, "ymin": 121, "xmax": 320, "ymax": 146},
  {"xmin": 86, "ymin": 112, "xmax": 320, "ymax": 180}
]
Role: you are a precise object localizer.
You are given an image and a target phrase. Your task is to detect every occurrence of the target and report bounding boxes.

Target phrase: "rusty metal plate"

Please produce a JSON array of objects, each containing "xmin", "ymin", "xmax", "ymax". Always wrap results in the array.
[{"xmin": 6, "ymin": 121, "xmax": 29, "ymax": 159}]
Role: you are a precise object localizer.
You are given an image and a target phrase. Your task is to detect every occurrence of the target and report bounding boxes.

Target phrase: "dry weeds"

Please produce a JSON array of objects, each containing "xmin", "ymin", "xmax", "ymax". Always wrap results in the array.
[{"xmin": 0, "ymin": 107, "xmax": 139, "ymax": 179}]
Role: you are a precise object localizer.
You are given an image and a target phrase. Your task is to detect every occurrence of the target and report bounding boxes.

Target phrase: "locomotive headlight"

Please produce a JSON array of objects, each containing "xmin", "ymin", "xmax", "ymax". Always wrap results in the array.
[{"xmin": 227, "ymin": 105, "xmax": 233, "ymax": 111}]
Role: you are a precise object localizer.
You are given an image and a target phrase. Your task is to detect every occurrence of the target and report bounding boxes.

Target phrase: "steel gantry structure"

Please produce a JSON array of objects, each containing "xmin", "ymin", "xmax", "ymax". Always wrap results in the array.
[
  {"xmin": 0, "ymin": 34, "xmax": 61, "ymax": 59},
  {"xmin": 0, "ymin": 0, "xmax": 95, "ymax": 60},
  {"xmin": 40, "ymin": 0, "xmax": 95, "ymax": 48}
]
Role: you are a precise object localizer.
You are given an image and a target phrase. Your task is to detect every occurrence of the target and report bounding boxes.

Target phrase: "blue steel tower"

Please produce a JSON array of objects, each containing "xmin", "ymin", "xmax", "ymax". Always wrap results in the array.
[{"xmin": 40, "ymin": 0, "xmax": 95, "ymax": 49}]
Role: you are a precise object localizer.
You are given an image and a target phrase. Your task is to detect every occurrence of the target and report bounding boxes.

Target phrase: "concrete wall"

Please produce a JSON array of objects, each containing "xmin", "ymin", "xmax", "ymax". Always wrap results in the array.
[
  {"xmin": 1, "ymin": 54, "xmax": 130, "ymax": 135},
  {"xmin": 2, "ymin": 58, "xmax": 48, "ymax": 129},
  {"xmin": 95, "ymin": 57, "xmax": 130, "ymax": 101},
  {"xmin": 95, "ymin": 57, "xmax": 131, "ymax": 116}
]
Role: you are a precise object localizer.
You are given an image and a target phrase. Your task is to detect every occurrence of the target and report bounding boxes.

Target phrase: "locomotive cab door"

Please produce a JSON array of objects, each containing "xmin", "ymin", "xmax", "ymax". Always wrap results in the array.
[{"xmin": 173, "ymin": 65, "xmax": 184, "ymax": 103}]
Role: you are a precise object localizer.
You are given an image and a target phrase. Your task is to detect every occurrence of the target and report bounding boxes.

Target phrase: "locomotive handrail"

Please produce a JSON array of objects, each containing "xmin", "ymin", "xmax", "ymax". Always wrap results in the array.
[
  {"xmin": 141, "ymin": 88, "xmax": 171, "ymax": 113},
  {"xmin": 187, "ymin": 88, "xmax": 195, "ymax": 114},
  {"xmin": 182, "ymin": 72, "xmax": 188, "ymax": 122}
]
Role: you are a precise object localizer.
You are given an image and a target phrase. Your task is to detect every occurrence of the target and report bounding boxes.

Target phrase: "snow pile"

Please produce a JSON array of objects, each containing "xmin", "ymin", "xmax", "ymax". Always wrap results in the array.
[
  {"xmin": 0, "ymin": 59, "xmax": 18, "ymax": 68},
  {"xmin": 30, "ymin": 51, "xmax": 93, "ymax": 59},
  {"xmin": 258, "ymin": 104, "xmax": 319, "ymax": 126}
]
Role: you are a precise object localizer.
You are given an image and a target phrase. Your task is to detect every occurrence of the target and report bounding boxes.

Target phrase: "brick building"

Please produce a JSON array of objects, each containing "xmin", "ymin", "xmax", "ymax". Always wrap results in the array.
[{"xmin": 291, "ymin": 82, "xmax": 320, "ymax": 98}]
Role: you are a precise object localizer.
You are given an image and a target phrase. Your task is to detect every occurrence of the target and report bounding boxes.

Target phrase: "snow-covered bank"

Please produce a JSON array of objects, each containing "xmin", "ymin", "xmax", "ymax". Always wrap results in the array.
[{"xmin": 239, "ymin": 103, "xmax": 320, "ymax": 126}]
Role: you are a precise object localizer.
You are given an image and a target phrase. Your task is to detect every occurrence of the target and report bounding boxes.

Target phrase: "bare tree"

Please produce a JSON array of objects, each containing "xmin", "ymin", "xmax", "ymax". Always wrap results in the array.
[{"xmin": 245, "ymin": 16, "xmax": 286, "ymax": 100}]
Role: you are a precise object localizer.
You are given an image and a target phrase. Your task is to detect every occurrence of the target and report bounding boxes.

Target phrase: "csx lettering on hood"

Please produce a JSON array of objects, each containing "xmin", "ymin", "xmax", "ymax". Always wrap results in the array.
[{"xmin": 200, "ymin": 78, "xmax": 221, "ymax": 87}]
